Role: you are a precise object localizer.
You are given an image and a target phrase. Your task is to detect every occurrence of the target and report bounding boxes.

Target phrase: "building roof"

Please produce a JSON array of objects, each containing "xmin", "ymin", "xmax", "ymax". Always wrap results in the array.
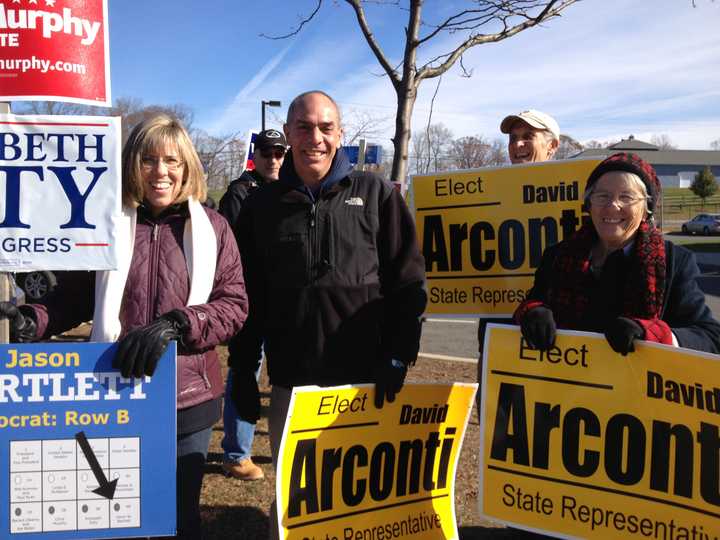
[
  {"xmin": 609, "ymin": 136, "xmax": 659, "ymax": 151},
  {"xmin": 573, "ymin": 136, "xmax": 720, "ymax": 166}
]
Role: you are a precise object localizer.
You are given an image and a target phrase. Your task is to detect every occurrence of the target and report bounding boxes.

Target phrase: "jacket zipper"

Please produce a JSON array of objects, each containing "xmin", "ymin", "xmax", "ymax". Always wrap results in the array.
[
  {"xmin": 147, "ymin": 223, "xmax": 160, "ymax": 324},
  {"xmin": 309, "ymin": 201, "xmax": 317, "ymax": 282}
]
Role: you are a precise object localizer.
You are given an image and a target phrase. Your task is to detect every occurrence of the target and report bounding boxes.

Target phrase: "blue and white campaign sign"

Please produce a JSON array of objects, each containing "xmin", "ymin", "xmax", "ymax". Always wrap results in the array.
[
  {"xmin": 0, "ymin": 114, "xmax": 121, "ymax": 272},
  {"xmin": 344, "ymin": 144, "xmax": 382, "ymax": 165},
  {"xmin": 0, "ymin": 342, "xmax": 176, "ymax": 539}
]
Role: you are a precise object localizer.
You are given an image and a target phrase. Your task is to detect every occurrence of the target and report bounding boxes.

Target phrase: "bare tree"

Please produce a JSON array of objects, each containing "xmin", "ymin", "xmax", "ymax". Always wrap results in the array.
[
  {"xmin": 450, "ymin": 135, "xmax": 488, "ymax": 169},
  {"xmin": 584, "ymin": 139, "xmax": 620, "ymax": 149},
  {"xmin": 113, "ymin": 100, "xmax": 195, "ymax": 144},
  {"xmin": 650, "ymin": 134, "xmax": 677, "ymax": 150},
  {"xmin": 450, "ymin": 135, "xmax": 510, "ymax": 169},
  {"xmin": 14, "ymin": 101, "xmax": 91, "ymax": 116},
  {"xmin": 711, "ymin": 138, "xmax": 720, "ymax": 151},
  {"xmin": 15, "ymin": 97, "xmax": 196, "ymax": 145},
  {"xmin": 194, "ymin": 130, "xmax": 246, "ymax": 190},
  {"xmin": 342, "ymin": 109, "xmax": 390, "ymax": 146},
  {"xmin": 15, "ymin": 97, "xmax": 247, "ymax": 189},
  {"xmin": 411, "ymin": 123, "xmax": 453, "ymax": 174},
  {"xmin": 555, "ymin": 134, "xmax": 584, "ymax": 159},
  {"xmin": 265, "ymin": 0, "xmax": 578, "ymax": 183},
  {"xmin": 487, "ymin": 138, "xmax": 509, "ymax": 166}
]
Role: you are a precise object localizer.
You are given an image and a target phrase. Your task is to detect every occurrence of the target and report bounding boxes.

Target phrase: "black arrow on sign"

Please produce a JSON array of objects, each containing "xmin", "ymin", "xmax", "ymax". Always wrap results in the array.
[{"xmin": 75, "ymin": 431, "xmax": 118, "ymax": 500}]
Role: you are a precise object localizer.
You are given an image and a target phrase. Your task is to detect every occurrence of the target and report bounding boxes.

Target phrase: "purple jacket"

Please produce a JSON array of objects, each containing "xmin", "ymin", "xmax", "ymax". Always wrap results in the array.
[{"xmin": 30, "ymin": 203, "xmax": 248, "ymax": 410}]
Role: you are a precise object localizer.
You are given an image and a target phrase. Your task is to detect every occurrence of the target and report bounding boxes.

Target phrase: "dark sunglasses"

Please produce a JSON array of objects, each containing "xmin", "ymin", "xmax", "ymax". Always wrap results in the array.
[{"xmin": 259, "ymin": 148, "xmax": 286, "ymax": 159}]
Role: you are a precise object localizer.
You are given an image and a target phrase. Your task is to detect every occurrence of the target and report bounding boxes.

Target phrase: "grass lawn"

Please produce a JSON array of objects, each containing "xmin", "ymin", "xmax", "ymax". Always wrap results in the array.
[{"xmin": 665, "ymin": 237, "xmax": 720, "ymax": 251}]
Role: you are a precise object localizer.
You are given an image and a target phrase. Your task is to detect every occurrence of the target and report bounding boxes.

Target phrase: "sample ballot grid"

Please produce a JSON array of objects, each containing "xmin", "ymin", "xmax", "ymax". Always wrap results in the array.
[{"xmin": 9, "ymin": 437, "xmax": 141, "ymax": 534}]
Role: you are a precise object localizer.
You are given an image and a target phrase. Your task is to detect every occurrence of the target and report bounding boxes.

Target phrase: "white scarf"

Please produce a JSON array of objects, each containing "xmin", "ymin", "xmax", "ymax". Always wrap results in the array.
[{"xmin": 91, "ymin": 197, "xmax": 217, "ymax": 342}]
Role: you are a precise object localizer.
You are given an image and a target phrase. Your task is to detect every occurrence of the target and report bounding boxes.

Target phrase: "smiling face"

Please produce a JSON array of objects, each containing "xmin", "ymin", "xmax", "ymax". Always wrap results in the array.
[
  {"xmin": 284, "ymin": 93, "xmax": 343, "ymax": 185},
  {"xmin": 141, "ymin": 143, "xmax": 184, "ymax": 215},
  {"xmin": 507, "ymin": 121, "xmax": 558, "ymax": 164},
  {"xmin": 589, "ymin": 171, "xmax": 648, "ymax": 251}
]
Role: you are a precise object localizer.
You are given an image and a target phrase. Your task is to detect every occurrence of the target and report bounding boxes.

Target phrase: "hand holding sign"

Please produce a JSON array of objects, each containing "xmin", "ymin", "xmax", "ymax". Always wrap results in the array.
[
  {"xmin": 373, "ymin": 357, "xmax": 408, "ymax": 408},
  {"xmin": 114, "ymin": 310, "xmax": 189, "ymax": 377},
  {"xmin": 520, "ymin": 306, "xmax": 556, "ymax": 350},
  {"xmin": 604, "ymin": 316, "xmax": 644, "ymax": 355}
]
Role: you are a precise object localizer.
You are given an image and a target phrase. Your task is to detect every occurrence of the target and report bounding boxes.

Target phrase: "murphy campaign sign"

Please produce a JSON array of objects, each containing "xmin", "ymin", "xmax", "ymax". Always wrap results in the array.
[
  {"xmin": 0, "ymin": 114, "xmax": 120, "ymax": 271},
  {"xmin": 479, "ymin": 324, "xmax": 720, "ymax": 539},
  {"xmin": 413, "ymin": 159, "xmax": 601, "ymax": 317},
  {"xmin": 0, "ymin": 341, "xmax": 176, "ymax": 538},
  {"xmin": 0, "ymin": 0, "xmax": 110, "ymax": 106},
  {"xmin": 277, "ymin": 383, "xmax": 477, "ymax": 540}
]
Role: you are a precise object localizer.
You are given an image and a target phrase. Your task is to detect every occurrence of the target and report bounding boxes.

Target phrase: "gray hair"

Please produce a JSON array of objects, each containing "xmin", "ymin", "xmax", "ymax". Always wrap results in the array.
[{"xmin": 583, "ymin": 171, "xmax": 652, "ymax": 215}]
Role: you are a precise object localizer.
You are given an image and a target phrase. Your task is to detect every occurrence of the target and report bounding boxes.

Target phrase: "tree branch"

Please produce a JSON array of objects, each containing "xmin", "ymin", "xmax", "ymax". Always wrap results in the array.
[
  {"xmin": 260, "ymin": 0, "xmax": 323, "ymax": 39},
  {"xmin": 344, "ymin": 0, "xmax": 401, "ymax": 88},
  {"xmin": 417, "ymin": 0, "xmax": 577, "ymax": 81},
  {"xmin": 425, "ymin": 77, "xmax": 443, "ymax": 171},
  {"xmin": 459, "ymin": 55, "xmax": 473, "ymax": 78}
]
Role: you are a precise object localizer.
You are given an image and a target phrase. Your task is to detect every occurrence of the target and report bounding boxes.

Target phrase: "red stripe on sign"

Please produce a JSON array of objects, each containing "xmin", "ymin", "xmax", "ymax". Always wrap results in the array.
[
  {"xmin": 0, "ymin": 122, "xmax": 110, "ymax": 127},
  {"xmin": 75, "ymin": 243, "xmax": 110, "ymax": 247}
]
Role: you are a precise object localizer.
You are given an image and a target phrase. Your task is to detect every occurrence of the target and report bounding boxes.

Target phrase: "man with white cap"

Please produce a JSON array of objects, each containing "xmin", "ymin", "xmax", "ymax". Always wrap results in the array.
[
  {"xmin": 476, "ymin": 109, "xmax": 561, "ymax": 412},
  {"xmin": 500, "ymin": 109, "xmax": 560, "ymax": 164}
]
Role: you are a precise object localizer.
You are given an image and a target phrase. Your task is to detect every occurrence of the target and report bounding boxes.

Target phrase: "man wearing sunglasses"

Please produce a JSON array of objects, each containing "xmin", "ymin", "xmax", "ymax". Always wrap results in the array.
[
  {"xmin": 217, "ymin": 129, "xmax": 287, "ymax": 482},
  {"xmin": 218, "ymin": 129, "xmax": 287, "ymax": 223}
]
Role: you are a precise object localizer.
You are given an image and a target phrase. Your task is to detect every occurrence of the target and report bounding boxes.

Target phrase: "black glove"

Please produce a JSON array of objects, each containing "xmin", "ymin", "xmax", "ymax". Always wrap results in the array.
[
  {"xmin": 374, "ymin": 358, "xmax": 408, "ymax": 409},
  {"xmin": 0, "ymin": 302, "xmax": 37, "ymax": 342},
  {"xmin": 520, "ymin": 306, "xmax": 557, "ymax": 351},
  {"xmin": 230, "ymin": 369, "xmax": 261, "ymax": 423},
  {"xmin": 605, "ymin": 317, "xmax": 644, "ymax": 356},
  {"xmin": 114, "ymin": 309, "xmax": 190, "ymax": 378}
]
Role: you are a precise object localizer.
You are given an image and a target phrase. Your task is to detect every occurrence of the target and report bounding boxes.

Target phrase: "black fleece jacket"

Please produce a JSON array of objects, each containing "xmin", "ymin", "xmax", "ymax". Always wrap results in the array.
[{"xmin": 232, "ymin": 151, "xmax": 427, "ymax": 387}]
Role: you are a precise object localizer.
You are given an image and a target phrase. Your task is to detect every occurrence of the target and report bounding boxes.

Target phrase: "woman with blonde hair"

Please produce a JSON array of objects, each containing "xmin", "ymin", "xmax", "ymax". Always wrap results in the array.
[{"xmin": 0, "ymin": 114, "xmax": 248, "ymax": 538}]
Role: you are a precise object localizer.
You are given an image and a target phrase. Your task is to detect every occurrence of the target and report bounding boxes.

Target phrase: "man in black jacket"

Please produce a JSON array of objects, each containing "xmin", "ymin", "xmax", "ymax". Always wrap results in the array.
[
  {"xmin": 217, "ymin": 129, "xmax": 287, "ymax": 481},
  {"xmin": 233, "ymin": 91, "xmax": 427, "ymax": 465},
  {"xmin": 218, "ymin": 129, "xmax": 287, "ymax": 220}
]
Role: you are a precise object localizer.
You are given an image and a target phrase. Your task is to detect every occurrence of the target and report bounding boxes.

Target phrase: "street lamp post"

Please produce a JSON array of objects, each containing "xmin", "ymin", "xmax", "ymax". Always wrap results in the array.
[{"xmin": 261, "ymin": 100, "xmax": 282, "ymax": 131}]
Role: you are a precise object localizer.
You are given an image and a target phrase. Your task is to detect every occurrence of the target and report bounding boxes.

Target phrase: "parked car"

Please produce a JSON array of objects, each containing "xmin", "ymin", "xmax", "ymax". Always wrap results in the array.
[
  {"xmin": 15, "ymin": 271, "xmax": 59, "ymax": 302},
  {"xmin": 681, "ymin": 214, "xmax": 720, "ymax": 236}
]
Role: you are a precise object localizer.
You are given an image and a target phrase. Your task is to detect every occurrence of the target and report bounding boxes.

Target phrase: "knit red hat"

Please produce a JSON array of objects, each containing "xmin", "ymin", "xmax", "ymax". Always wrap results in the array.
[{"xmin": 585, "ymin": 152, "xmax": 661, "ymax": 212}]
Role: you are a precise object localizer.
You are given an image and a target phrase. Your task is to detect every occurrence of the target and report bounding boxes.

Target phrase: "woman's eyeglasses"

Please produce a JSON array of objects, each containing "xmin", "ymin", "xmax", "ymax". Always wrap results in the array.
[
  {"xmin": 259, "ymin": 148, "xmax": 286, "ymax": 159},
  {"xmin": 589, "ymin": 192, "xmax": 646, "ymax": 208},
  {"xmin": 141, "ymin": 156, "xmax": 184, "ymax": 171}
]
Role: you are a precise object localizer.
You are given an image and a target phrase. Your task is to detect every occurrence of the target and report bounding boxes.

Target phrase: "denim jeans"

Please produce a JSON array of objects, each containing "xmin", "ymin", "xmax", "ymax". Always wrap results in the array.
[
  {"xmin": 221, "ymin": 359, "xmax": 262, "ymax": 463},
  {"xmin": 176, "ymin": 426, "xmax": 213, "ymax": 539}
]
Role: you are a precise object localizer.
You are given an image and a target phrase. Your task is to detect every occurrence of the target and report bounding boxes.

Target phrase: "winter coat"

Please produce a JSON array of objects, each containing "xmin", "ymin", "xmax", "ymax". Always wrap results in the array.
[
  {"xmin": 29, "ymin": 203, "xmax": 249, "ymax": 410},
  {"xmin": 218, "ymin": 169, "xmax": 267, "ymax": 226},
  {"xmin": 515, "ymin": 240, "xmax": 720, "ymax": 353},
  {"xmin": 233, "ymin": 152, "xmax": 427, "ymax": 387}
]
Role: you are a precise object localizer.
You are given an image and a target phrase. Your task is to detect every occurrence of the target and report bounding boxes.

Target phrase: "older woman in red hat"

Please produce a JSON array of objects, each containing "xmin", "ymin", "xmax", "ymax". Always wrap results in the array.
[{"xmin": 514, "ymin": 152, "xmax": 720, "ymax": 354}]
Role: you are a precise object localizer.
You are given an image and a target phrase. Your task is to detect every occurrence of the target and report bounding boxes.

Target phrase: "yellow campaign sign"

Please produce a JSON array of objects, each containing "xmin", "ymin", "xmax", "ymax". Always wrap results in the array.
[
  {"xmin": 412, "ymin": 159, "xmax": 600, "ymax": 316},
  {"xmin": 479, "ymin": 324, "xmax": 720, "ymax": 538},
  {"xmin": 277, "ymin": 383, "xmax": 477, "ymax": 540}
]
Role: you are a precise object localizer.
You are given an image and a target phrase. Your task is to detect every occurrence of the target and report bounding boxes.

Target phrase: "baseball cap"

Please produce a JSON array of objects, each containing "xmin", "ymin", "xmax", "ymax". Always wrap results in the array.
[
  {"xmin": 500, "ymin": 110, "xmax": 560, "ymax": 141},
  {"xmin": 255, "ymin": 129, "xmax": 287, "ymax": 150}
]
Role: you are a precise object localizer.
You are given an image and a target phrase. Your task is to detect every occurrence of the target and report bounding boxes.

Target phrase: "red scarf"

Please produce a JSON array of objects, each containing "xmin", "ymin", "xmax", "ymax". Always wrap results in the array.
[{"xmin": 548, "ymin": 221, "xmax": 666, "ymax": 329}]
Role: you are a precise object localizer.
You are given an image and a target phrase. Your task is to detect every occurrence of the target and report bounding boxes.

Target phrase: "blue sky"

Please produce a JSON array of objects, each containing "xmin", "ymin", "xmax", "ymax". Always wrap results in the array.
[{"xmin": 108, "ymin": 0, "xmax": 720, "ymax": 149}]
